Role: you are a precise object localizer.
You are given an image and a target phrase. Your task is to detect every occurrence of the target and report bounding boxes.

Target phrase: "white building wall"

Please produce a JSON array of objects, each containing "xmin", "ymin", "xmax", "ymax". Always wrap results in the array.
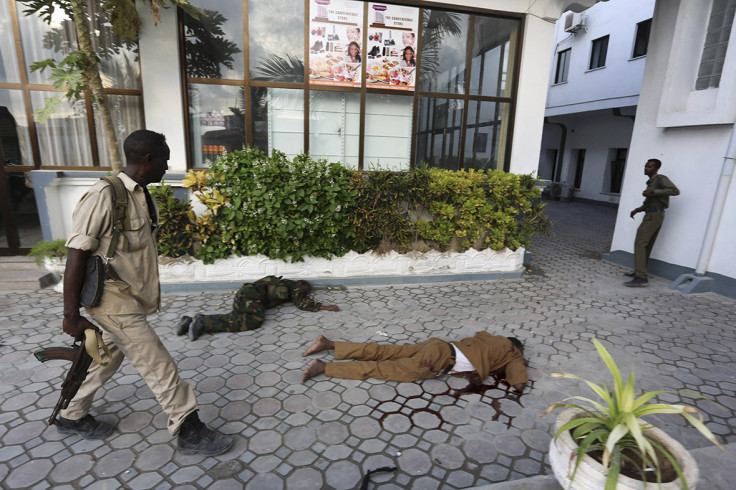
[
  {"xmin": 610, "ymin": 0, "xmax": 736, "ymax": 286},
  {"xmin": 546, "ymin": 0, "xmax": 653, "ymax": 116}
]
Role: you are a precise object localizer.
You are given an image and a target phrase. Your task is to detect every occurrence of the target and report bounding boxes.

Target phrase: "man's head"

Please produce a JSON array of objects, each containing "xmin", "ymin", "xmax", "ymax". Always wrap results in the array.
[
  {"xmin": 123, "ymin": 130, "xmax": 169, "ymax": 185},
  {"xmin": 507, "ymin": 336, "xmax": 524, "ymax": 354},
  {"xmin": 645, "ymin": 158, "xmax": 661, "ymax": 177}
]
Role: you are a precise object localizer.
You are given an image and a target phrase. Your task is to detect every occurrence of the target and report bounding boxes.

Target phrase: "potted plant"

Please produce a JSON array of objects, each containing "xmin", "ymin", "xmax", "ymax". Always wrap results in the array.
[
  {"xmin": 544, "ymin": 338, "xmax": 723, "ymax": 490},
  {"xmin": 28, "ymin": 239, "xmax": 68, "ymax": 273}
]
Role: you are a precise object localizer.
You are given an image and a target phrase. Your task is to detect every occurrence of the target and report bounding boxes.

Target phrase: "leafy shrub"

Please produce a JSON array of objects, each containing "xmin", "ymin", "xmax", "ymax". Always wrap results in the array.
[
  {"xmin": 159, "ymin": 149, "xmax": 548, "ymax": 260},
  {"xmin": 348, "ymin": 167, "xmax": 430, "ymax": 253},
  {"xmin": 149, "ymin": 180, "xmax": 195, "ymax": 258},
  {"xmin": 28, "ymin": 239, "xmax": 68, "ymax": 265},
  {"xmin": 185, "ymin": 148, "xmax": 357, "ymax": 264}
]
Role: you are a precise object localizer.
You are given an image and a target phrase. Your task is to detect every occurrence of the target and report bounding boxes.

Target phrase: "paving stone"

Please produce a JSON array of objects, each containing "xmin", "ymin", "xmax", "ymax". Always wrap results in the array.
[
  {"xmin": 317, "ymin": 421, "xmax": 349, "ymax": 445},
  {"xmin": 286, "ymin": 467, "xmax": 323, "ymax": 489},
  {"xmin": 284, "ymin": 426, "xmax": 316, "ymax": 450},
  {"xmin": 4, "ymin": 458, "xmax": 53, "ymax": 488},
  {"xmin": 245, "ymin": 472, "xmax": 283, "ymax": 489},
  {"xmin": 430, "ymin": 443, "xmax": 464, "ymax": 469},
  {"xmin": 48, "ymin": 454, "xmax": 94, "ymax": 483},
  {"xmin": 325, "ymin": 460, "xmax": 361, "ymax": 489},
  {"xmin": 398, "ymin": 448, "xmax": 432, "ymax": 475},
  {"xmin": 249, "ymin": 430, "xmax": 282, "ymax": 454}
]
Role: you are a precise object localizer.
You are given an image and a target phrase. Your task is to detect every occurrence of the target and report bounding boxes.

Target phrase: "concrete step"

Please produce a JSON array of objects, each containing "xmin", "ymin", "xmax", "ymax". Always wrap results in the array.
[{"xmin": 0, "ymin": 255, "xmax": 56, "ymax": 292}]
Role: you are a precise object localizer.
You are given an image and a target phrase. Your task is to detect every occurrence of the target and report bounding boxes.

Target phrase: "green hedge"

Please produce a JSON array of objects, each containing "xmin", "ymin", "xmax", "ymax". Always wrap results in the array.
[{"xmin": 153, "ymin": 149, "xmax": 549, "ymax": 263}]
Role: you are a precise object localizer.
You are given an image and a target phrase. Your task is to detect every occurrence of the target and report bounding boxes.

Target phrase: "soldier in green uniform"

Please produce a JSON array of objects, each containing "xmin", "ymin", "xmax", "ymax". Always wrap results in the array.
[
  {"xmin": 176, "ymin": 276, "xmax": 339, "ymax": 340},
  {"xmin": 625, "ymin": 159, "xmax": 679, "ymax": 287}
]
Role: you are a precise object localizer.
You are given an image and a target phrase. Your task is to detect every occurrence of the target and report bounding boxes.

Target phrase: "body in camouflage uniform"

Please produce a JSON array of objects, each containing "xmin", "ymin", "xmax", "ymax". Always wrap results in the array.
[{"xmin": 201, "ymin": 276, "xmax": 322, "ymax": 333}]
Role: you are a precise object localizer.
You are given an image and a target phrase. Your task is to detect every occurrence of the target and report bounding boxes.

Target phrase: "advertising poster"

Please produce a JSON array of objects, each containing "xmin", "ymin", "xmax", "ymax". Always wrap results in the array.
[
  {"xmin": 308, "ymin": 0, "xmax": 364, "ymax": 87},
  {"xmin": 366, "ymin": 3, "xmax": 419, "ymax": 91}
]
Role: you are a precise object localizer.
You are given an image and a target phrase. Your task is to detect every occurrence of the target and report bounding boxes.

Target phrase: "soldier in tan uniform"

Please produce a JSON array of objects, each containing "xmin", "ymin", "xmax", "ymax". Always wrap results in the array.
[
  {"xmin": 58, "ymin": 130, "xmax": 232, "ymax": 455},
  {"xmin": 302, "ymin": 331, "xmax": 528, "ymax": 392},
  {"xmin": 625, "ymin": 159, "xmax": 679, "ymax": 287}
]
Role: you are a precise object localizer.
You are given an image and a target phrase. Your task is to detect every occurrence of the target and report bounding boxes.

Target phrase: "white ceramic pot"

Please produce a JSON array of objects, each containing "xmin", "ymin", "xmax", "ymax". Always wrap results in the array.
[{"xmin": 549, "ymin": 409, "xmax": 699, "ymax": 490}]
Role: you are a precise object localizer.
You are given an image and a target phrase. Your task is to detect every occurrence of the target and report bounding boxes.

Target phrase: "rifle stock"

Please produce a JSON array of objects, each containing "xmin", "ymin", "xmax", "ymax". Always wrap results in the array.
[{"xmin": 34, "ymin": 339, "xmax": 93, "ymax": 426}]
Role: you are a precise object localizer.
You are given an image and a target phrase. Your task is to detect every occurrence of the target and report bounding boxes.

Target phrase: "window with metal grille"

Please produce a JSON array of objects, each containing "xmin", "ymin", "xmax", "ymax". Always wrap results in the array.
[{"xmin": 696, "ymin": 0, "xmax": 736, "ymax": 90}]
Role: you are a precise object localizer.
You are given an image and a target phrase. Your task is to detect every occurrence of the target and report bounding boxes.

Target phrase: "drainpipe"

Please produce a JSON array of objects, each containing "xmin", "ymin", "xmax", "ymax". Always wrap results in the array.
[{"xmin": 694, "ymin": 125, "xmax": 736, "ymax": 275}]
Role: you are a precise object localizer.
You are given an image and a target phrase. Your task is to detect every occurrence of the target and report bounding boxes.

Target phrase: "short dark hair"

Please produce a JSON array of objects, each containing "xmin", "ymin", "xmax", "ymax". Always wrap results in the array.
[
  {"xmin": 124, "ymin": 130, "xmax": 166, "ymax": 164},
  {"xmin": 507, "ymin": 337, "xmax": 523, "ymax": 353},
  {"xmin": 647, "ymin": 158, "xmax": 662, "ymax": 169}
]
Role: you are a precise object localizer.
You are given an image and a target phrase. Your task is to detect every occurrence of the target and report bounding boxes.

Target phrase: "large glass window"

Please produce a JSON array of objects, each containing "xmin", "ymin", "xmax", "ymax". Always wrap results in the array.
[
  {"xmin": 31, "ymin": 91, "xmax": 93, "ymax": 166},
  {"xmin": 364, "ymin": 93, "xmax": 413, "ymax": 170},
  {"xmin": 470, "ymin": 16, "xmax": 517, "ymax": 97},
  {"xmin": 419, "ymin": 10, "xmax": 470, "ymax": 94},
  {"xmin": 188, "ymin": 83, "xmax": 247, "ymax": 168},
  {"xmin": 632, "ymin": 19, "xmax": 652, "ymax": 59},
  {"xmin": 463, "ymin": 100, "xmax": 509, "ymax": 171},
  {"xmin": 0, "ymin": 1, "xmax": 20, "ymax": 83},
  {"xmin": 249, "ymin": 0, "xmax": 304, "ymax": 83},
  {"xmin": 183, "ymin": 1, "xmax": 244, "ymax": 80},
  {"xmin": 0, "ymin": 90, "xmax": 33, "ymax": 166},
  {"xmin": 251, "ymin": 87, "xmax": 304, "ymax": 158},
  {"xmin": 416, "ymin": 97, "xmax": 463, "ymax": 170},
  {"xmin": 181, "ymin": 2, "xmax": 522, "ymax": 172},
  {"xmin": 309, "ymin": 91, "xmax": 360, "ymax": 169},
  {"xmin": 696, "ymin": 0, "xmax": 736, "ymax": 90}
]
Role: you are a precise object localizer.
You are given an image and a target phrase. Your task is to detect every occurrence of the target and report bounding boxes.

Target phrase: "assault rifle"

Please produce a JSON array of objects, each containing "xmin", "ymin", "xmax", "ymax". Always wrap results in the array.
[{"xmin": 34, "ymin": 334, "xmax": 94, "ymax": 427}]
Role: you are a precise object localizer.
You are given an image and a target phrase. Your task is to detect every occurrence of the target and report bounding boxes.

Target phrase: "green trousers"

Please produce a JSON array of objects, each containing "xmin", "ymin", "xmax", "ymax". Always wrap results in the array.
[{"xmin": 634, "ymin": 211, "xmax": 665, "ymax": 279}]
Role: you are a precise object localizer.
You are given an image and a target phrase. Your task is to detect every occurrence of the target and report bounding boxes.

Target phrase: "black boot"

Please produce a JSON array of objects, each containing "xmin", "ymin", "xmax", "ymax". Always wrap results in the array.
[
  {"xmin": 176, "ymin": 316, "xmax": 192, "ymax": 336},
  {"xmin": 176, "ymin": 411, "xmax": 233, "ymax": 456},
  {"xmin": 189, "ymin": 314, "xmax": 205, "ymax": 341},
  {"xmin": 57, "ymin": 414, "xmax": 115, "ymax": 439}
]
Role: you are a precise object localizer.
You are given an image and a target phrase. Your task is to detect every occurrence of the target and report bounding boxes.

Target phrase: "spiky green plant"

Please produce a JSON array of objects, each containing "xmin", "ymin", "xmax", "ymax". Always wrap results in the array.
[{"xmin": 544, "ymin": 338, "xmax": 723, "ymax": 490}]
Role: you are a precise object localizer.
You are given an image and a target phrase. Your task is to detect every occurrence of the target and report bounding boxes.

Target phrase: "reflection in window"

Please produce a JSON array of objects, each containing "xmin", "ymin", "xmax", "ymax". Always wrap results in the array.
[
  {"xmin": 470, "ymin": 16, "xmax": 518, "ymax": 97},
  {"xmin": 31, "ymin": 91, "xmax": 93, "ymax": 166},
  {"xmin": 183, "ymin": 1, "xmax": 244, "ymax": 79},
  {"xmin": 464, "ymin": 100, "xmax": 509, "ymax": 171},
  {"xmin": 416, "ymin": 97, "xmax": 463, "ymax": 170},
  {"xmin": 0, "ymin": 1, "xmax": 21, "ymax": 83},
  {"xmin": 17, "ymin": 7, "xmax": 76, "ymax": 85},
  {"xmin": 93, "ymin": 95, "xmax": 144, "ymax": 165},
  {"xmin": 188, "ymin": 84, "xmax": 246, "ymax": 168},
  {"xmin": 0, "ymin": 90, "xmax": 33, "ymax": 166},
  {"xmin": 309, "ymin": 91, "xmax": 360, "ymax": 169},
  {"xmin": 419, "ymin": 10, "xmax": 470, "ymax": 94},
  {"xmin": 249, "ymin": 0, "xmax": 304, "ymax": 82},
  {"xmin": 364, "ymin": 93, "xmax": 413, "ymax": 170},
  {"xmin": 696, "ymin": 0, "xmax": 736, "ymax": 90},
  {"xmin": 251, "ymin": 88, "xmax": 304, "ymax": 158}
]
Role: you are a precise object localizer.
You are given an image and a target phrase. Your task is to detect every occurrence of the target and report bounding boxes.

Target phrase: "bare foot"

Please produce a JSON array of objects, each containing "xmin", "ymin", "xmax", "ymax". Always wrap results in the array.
[
  {"xmin": 302, "ymin": 335, "xmax": 334, "ymax": 356},
  {"xmin": 302, "ymin": 359, "xmax": 326, "ymax": 382}
]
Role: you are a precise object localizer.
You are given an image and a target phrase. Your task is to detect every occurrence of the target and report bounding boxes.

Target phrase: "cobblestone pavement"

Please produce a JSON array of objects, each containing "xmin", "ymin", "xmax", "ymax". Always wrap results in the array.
[{"xmin": 1, "ymin": 201, "xmax": 735, "ymax": 489}]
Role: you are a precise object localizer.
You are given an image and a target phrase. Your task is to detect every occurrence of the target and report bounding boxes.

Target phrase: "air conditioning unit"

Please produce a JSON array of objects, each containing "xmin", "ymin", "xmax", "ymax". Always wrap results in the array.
[{"xmin": 563, "ymin": 12, "xmax": 585, "ymax": 33}]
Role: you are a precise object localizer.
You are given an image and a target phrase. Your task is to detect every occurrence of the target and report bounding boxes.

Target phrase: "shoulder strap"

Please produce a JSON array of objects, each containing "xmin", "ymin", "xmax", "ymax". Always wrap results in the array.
[{"xmin": 101, "ymin": 176, "xmax": 130, "ymax": 258}]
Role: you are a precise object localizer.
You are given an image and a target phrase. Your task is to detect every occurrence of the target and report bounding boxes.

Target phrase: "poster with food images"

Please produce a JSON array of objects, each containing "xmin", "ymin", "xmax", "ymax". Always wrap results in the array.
[
  {"xmin": 309, "ymin": 0, "xmax": 364, "ymax": 87},
  {"xmin": 366, "ymin": 3, "xmax": 419, "ymax": 91}
]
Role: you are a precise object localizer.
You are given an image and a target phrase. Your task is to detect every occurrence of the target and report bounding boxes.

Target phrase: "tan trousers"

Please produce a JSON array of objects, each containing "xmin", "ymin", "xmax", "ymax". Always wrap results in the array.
[
  {"xmin": 325, "ymin": 338, "xmax": 453, "ymax": 382},
  {"xmin": 61, "ymin": 313, "xmax": 198, "ymax": 435}
]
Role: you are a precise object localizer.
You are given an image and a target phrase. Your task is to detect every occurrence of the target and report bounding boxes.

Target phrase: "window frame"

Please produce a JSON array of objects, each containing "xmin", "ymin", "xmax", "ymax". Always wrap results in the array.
[
  {"xmin": 632, "ymin": 18, "xmax": 652, "ymax": 59},
  {"xmin": 179, "ymin": 1, "xmax": 524, "ymax": 172},
  {"xmin": 589, "ymin": 35, "xmax": 610, "ymax": 70},
  {"xmin": 0, "ymin": 0, "xmax": 144, "ymax": 170},
  {"xmin": 554, "ymin": 48, "xmax": 571, "ymax": 84}
]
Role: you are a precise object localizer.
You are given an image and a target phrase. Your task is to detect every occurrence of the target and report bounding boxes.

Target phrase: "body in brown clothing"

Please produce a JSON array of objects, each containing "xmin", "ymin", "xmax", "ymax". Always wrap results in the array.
[{"xmin": 303, "ymin": 331, "xmax": 528, "ymax": 391}]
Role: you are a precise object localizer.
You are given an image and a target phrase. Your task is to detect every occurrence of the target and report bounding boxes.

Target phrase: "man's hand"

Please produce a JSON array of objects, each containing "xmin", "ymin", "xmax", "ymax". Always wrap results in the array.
[
  {"xmin": 642, "ymin": 189, "xmax": 654, "ymax": 197},
  {"xmin": 63, "ymin": 313, "xmax": 98, "ymax": 340},
  {"xmin": 630, "ymin": 209, "xmax": 639, "ymax": 219},
  {"xmin": 513, "ymin": 383, "xmax": 525, "ymax": 393},
  {"xmin": 320, "ymin": 305, "xmax": 340, "ymax": 312}
]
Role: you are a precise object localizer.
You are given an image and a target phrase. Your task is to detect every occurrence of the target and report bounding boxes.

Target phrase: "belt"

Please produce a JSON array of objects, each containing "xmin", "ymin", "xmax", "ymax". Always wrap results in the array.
[
  {"xmin": 645, "ymin": 206, "xmax": 664, "ymax": 212},
  {"xmin": 443, "ymin": 342, "xmax": 457, "ymax": 374}
]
